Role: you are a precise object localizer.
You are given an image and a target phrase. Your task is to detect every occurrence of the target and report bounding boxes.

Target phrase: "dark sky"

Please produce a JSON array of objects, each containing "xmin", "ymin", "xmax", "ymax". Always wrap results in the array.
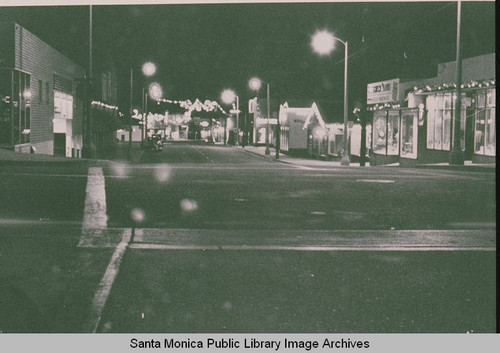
[{"xmin": 0, "ymin": 1, "xmax": 495, "ymax": 121}]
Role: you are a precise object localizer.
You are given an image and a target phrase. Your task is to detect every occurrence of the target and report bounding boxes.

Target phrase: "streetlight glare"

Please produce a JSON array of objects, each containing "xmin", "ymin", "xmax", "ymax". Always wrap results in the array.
[
  {"xmin": 311, "ymin": 30, "xmax": 336, "ymax": 56},
  {"xmin": 149, "ymin": 82, "xmax": 163, "ymax": 100},
  {"xmin": 142, "ymin": 62, "xmax": 157, "ymax": 77},
  {"xmin": 221, "ymin": 89, "xmax": 236, "ymax": 105},
  {"xmin": 249, "ymin": 77, "xmax": 262, "ymax": 91}
]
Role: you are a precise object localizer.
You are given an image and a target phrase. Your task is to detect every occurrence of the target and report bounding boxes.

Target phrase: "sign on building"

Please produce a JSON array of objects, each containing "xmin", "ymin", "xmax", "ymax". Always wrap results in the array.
[{"xmin": 367, "ymin": 78, "xmax": 400, "ymax": 104}]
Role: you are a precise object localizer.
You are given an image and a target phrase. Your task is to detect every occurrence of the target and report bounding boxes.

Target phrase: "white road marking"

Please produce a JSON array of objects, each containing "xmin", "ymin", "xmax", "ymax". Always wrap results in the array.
[
  {"xmin": 0, "ymin": 172, "xmax": 129, "ymax": 178},
  {"xmin": 129, "ymin": 243, "xmax": 494, "ymax": 252},
  {"xmin": 85, "ymin": 229, "xmax": 131, "ymax": 333},
  {"xmin": 133, "ymin": 228, "xmax": 144, "ymax": 242},
  {"xmin": 356, "ymin": 179, "xmax": 395, "ymax": 183},
  {"xmin": 82, "ymin": 167, "xmax": 107, "ymax": 229},
  {"xmin": 447, "ymin": 222, "xmax": 496, "ymax": 229},
  {"xmin": 310, "ymin": 211, "xmax": 326, "ymax": 215}
]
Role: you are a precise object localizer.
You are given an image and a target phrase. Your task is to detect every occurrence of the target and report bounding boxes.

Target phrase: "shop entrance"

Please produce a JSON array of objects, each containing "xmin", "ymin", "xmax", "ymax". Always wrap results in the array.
[{"xmin": 54, "ymin": 133, "xmax": 65, "ymax": 156}]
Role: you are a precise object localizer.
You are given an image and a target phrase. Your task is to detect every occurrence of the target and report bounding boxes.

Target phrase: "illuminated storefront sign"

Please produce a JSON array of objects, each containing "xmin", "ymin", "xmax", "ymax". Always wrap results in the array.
[
  {"xmin": 367, "ymin": 79, "xmax": 400, "ymax": 104},
  {"xmin": 255, "ymin": 117, "xmax": 278, "ymax": 125}
]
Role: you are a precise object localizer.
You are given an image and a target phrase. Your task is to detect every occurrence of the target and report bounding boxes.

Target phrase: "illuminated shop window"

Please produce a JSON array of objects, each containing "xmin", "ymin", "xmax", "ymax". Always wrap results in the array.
[
  {"xmin": 372, "ymin": 111, "xmax": 387, "ymax": 155},
  {"xmin": 474, "ymin": 89, "xmax": 496, "ymax": 156},
  {"xmin": 442, "ymin": 93, "xmax": 452, "ymax": 150},
  {"xmin": 0, "ymin": 69, "xmax": 31, "ymax": 146},
  {"xmin": 426, "ymin": 93, "xmax": 463, "ymax": 151},
  {"xmin": 0, "ymin": 70, "xmax": 13, "ymax": 147},
  {"xmin": 400, "ymin": 111, "xmax": 418, "ymax": 159},
  {"xmin": 387, "ymin": 111, "xmax": 399, "ymax": 155}
]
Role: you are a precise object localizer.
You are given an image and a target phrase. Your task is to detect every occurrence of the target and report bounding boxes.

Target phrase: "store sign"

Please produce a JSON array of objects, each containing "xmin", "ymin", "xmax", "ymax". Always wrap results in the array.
[
  {"xmin": 367, "ymin": 79, "xmax": 399, "ymax": 104},
  {"xmin": 248, "ymin": 98, "xmax": 258, "ymax": 113}
]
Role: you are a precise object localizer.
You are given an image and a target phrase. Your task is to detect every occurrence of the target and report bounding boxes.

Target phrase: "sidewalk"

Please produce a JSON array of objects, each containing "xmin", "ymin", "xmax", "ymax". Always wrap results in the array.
[
  {"xmin": 241, "ymin": 145, "xmax": 496, "ymax": 173},
  {"xmin": 0, "ymin": 142, "xmax": 144, "ymax": 167},
  {"xmin": 242, "ymin": 145, "xmax": 365, "ymax": 168}
]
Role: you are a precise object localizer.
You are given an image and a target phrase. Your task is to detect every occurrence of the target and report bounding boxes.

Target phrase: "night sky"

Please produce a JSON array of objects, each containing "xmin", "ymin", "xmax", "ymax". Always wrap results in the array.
[{"xmin": 0, "ymin": 1, "xmax": 495, "ymax": 122}]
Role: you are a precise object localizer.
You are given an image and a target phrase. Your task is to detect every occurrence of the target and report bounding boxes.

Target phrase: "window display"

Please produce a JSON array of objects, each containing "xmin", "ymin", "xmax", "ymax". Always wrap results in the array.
[
  {"xmin": 442, "ymin": 93, "xmax": 452, "ymax": 150},
  {"xmin": 426, "ymin": 93, "xmax": 456, "ymax": 151},
  {"xmin": 372, "ymin": 111, "xmax": 386, "ymax": 155},
  {"xmin": 426, "ymin": 95, "xmax": 435, "ymax": 149},
  {"xmin": 474, "ymin": 89, "xmax": 496, "ymax": 156},
  {"xmin": 387, "ymin": 111, "xmax": 399, "ymax": 155},
  {"xmin": 0, "ymin": 69, "xmax": 31, "ymax": 146},
  {"xmin": 400, "ymin": 111, "xmax": 418, "ymax": 159}
]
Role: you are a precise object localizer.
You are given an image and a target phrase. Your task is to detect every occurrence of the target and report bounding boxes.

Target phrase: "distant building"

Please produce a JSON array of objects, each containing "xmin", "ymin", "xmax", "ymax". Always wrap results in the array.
[
  {"xmin": 248, "ymin": 97, "xmax": 279, "ymax": 146},
  {"xmin": 279, "ymin": 102, "xmax": 332, "ymax": 158}
]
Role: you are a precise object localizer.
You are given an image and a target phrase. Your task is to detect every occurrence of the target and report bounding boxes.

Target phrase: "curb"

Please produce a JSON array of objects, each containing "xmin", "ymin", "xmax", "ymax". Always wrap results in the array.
[
  {"xmin": 241, "ymin": 147, "xmax": 286, "ymax": 163},
  {"xmin": 414, "ymin": 165, "xmax": 496, "ymax": 174}
]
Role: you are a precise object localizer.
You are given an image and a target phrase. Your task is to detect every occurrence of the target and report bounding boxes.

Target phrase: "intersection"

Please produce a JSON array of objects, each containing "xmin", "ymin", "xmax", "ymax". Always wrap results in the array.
[{"xmin": 0, "ymin": 142, "xmax": 496, "ymax": 333}]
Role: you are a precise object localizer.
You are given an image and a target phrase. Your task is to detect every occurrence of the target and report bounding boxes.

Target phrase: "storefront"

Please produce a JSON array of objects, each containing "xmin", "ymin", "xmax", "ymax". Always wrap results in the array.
[
  {"xmin": 368, "ymin": 53, "xmax": 495, "ymax": 166},
  {"xmin": 248, "ymin": 97, "xmax": 278, "ymax": 147},
  {"xmin": 0, "ymin": 68, "xmax": 32, "ymax": 151},
  {"xmin": 163, "ymin": 113, "xmax": 190, "ymax": 140},
  {"xmin": 370, "ymin": 106, "xmax": 419, "ymax": 166},
  {"xmin": 278, "ymin": 102, "xmax": 318, "ymax": 156},
  {"xmin": 0, "ymin": 23, "xmax": 87, "ymax": 156}
]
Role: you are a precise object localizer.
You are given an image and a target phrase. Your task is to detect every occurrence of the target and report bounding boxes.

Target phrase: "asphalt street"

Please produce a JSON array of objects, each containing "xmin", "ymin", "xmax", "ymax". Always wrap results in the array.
[{"xmin": 0, "ymin": 141, "xmax": 496, "ymax": 333}]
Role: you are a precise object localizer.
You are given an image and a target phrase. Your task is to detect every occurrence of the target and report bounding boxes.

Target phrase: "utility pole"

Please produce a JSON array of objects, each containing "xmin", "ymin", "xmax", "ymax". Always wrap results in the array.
[
  {"xmin": 450, "ymin": 0, "xmax": 464, "ymax": 165},
  {"xmin": 128, "ymin": 68, "xmax": 133, "ymax": 158},
  {"xmin": 82, "ymin": 5, "xmax": 96, "ymax": 158}
]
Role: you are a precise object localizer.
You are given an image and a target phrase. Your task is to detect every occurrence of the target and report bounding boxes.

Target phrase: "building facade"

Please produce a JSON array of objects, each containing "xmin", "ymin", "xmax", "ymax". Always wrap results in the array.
[
  {"xmin": 368, "ymin": 53, "xmax": 495, "ymax": 166},
  {"xmin": 0, "ymin": 22, "xmax": 86, "ymax": 156}
]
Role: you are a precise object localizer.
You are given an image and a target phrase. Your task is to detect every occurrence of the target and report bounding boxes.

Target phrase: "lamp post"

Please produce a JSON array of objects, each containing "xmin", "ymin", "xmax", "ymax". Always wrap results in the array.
[
  {"xmin": 82, "ymin": 5, "xmax": 96, "ymax": 158},
  {"xmin": 221, "ymin": 89, "xmax": 240, "ymax": 146},
  {"xmin": 129, "ymin": 62, "xmax": 157, "ymax": 155},
  {"xmin": 311, "ymin": 29, "xmax": 350, "ymax": 165},
  {"xmin": 249, "ymin": 77, "xmax": 271, "ymax": 155}
]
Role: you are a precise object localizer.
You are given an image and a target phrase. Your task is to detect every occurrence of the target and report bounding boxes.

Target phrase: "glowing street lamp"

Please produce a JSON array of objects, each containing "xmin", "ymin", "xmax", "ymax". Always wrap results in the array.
[
  {"xmin": 142, "ymin": 62, "xmax": 157, "ymax": 77},
  {"xmin": 311, "ymin": 29, "xmax": 350, "ymax": 165},
  {"xmin": 130, "ymin": 62, "xmax": 158, "ymax": 154},
  {"xmin": 221, "ymin": 89, "xmax": 240, "ymax": 146},
  {"xmin": 149, "ymin": 82, "xmax": 163, "ymax": 100},
  {"xmin": 249, "ymin": 77, "xmax": 271, "ymax": 155}
]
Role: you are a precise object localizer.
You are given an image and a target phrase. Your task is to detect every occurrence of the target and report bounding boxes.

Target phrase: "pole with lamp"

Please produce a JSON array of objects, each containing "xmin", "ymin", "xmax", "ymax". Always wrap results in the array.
[
  {"xmin": 249, "ymin": 77, "xmax": 271, "ymax": 155},
  {"xmin": 311, "ymin": 29, "xmax": 350, "ymax": 165},
  {"xmin": 128, "ymin": 62, "xmax": 157, "ymax": 156},
  {"xmin": 221, "ymin": 89, "xmax": 241, "ymax": 145},
  {"xmin": 82, "ymin": 5, "xmax": 96, "ymax": 158},
  {"xmin": 148, "ymin": 82, "xmax": 163, "ymax": 138}
]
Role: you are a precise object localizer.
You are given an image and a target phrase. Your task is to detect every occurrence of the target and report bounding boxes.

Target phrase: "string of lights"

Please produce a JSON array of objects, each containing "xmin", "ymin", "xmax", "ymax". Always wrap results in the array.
[
  {"xmin": 156, "ymin": 98, "xmax": 228, "ymax": 115},
  {"xmin": 412, "ymin": 79, "xmax": 495, "ymax": 94}
]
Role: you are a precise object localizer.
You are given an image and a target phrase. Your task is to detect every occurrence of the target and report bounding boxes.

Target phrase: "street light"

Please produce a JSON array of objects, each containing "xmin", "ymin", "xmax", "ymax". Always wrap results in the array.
[
  {"xmin": 311, "ymin": 29, "xmax": 350, "ymax": 165},
  {"xmin": 249, "ymin": 77, "xmax": 271, "ymax": 155},
  {"xmin": 221, "ymin": 89, "xmax": 240, "ymax": 146},
  {"xmin": 142, "ymin": 62, "xmax": 157, "ymax": 77},
  {"xmin": 129, "ymin": 62, "xmax": 157, "ymax": 154}
]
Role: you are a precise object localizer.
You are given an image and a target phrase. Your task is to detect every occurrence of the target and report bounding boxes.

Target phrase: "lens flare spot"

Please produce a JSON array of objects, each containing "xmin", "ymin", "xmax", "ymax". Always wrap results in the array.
[
  {"xmin": 180, "ymin": 199, "xmax": 198, "ymax": 212},
  {"xmin": 154, "ymin": 164, "xmax": 172, "ymax": 183},
  {"xmin": 131, "ymin": 208, "xmax": 146, "ymax": 223},
  {"xmin": 111, "ymin": 162, "xmax": 129, "ymax": 178}
]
